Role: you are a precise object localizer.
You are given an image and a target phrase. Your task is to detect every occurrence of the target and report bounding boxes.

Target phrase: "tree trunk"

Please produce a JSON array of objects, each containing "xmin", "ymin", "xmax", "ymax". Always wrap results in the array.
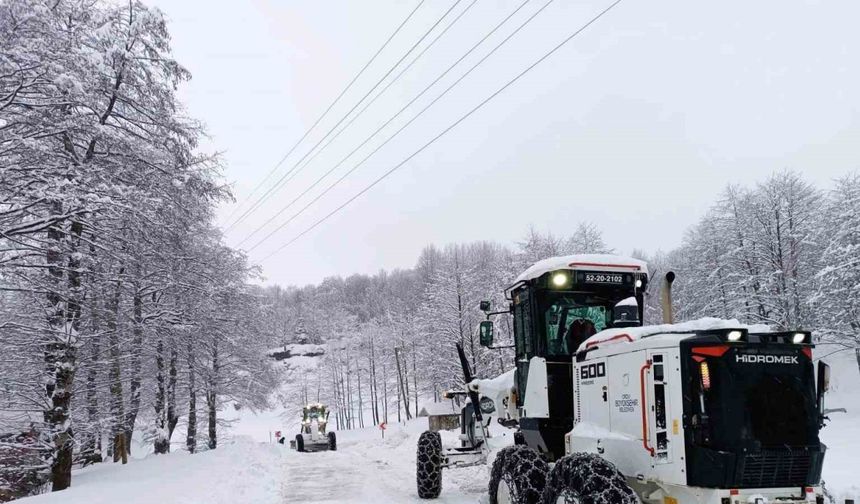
[
  {"xmin": 44, "ymin": 212, "xmax": 82, "ymax": 491},
  {"xmin": 107, "ymin": 272, "xmax": 127, "ymax": 464},
  {"xmin": 167, "ymin": 339, "xmax": 179, "ymax": 445},
  {"xmin": 186, "ymin": 334, "xmax": 197, "ymax": 453},
  {"xmin": 345, "ymin": 354, "xmax": 352, "ymax": 429},
  {"xmin": 153, "ymin": 337, "xmax": 169, "ymax": 454},
  {"xmin": 394, "ymin": 347, "xmax": 412, "ymax": 421},
  {"xmin": 125, "ymin": 285, "xmax": 144, "ymax": 455},
  {"xmin": 401, "ymin": 345, "xmax": 411, "ymax": 418},
  {"xmin": 382, "ymin": 359, "xmax": 389, "ymax": 423},
  {"xmin": 206, "ymin": 338, "xmax": 219, "ymax": 450},
  {"xmin": 412, "ymin": 343, "xmax": 419, "ymax": 418},
  {"xmin": 206, "ymin": 389, "xmax": 217, "ymax": 450},
  {"xmin": 370, "ymin": 337, "xmax": 380, "ymax": 425},
  {"xmin": 357, "ymin": 356, "xmax": 364, "ymax": 429},
  {"xmin": 331, "ymin": 361, "xmax": 340, "ymax": 430},
  {"xmin": 339, "ymin": 364, "xmax": 349, "ymax": 429},
  {"xmin": 82, "ymin": 317, "xmax": 102, "ymax": 465}
]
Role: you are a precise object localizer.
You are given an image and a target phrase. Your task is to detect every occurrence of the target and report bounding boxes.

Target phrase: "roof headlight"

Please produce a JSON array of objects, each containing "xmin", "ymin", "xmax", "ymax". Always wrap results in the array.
[
  {"xmin": 792, "ymin": 332, "xmax": 807, "ymax": 344},
  {"xmin": 726, "ymin": 330, "xmax": 744, "ymax": 342},
  {"xmin": 635, "ymin": 278, "xmax": 643, "ymax": 288},
  {"xmin": 551, "ymin": 272, "xmax": 568, "ymax": 288}
]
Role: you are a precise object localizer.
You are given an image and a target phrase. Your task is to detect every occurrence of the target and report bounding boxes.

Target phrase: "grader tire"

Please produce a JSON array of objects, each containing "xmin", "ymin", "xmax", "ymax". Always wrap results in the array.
[
  {"xmin": 540, "ymin": 452, "xmax": 638, "ymax": 504},
  {"xmin": 328, "ymin": 431, "xmax": 337, "ymax": 451},
  {"xmin": 295, "ymin": 434, "xmax": 305, "ymax": 453},
  {"xmin": 416, "ymin": 431, "xmax": 443, "ymax": 499},
  {"xmin": 489, "ymin": 445, "xmax": 549, "ymax": 504}
]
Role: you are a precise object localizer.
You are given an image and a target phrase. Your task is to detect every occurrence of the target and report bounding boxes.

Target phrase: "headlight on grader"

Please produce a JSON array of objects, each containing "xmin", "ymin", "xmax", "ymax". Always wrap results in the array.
[{"xmin": 551, "ymin": 272, "xmax": 569, "ymax": 288}]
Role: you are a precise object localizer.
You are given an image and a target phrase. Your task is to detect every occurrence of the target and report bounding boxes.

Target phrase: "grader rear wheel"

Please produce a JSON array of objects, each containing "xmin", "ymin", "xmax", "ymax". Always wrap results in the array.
[
  {"xmin": 489, "ymin": 445, "xmax": 548, "ymax": 504},
  {"xmin": 539, "ymin": 453, "xmax": 637, "ymax": 504}
]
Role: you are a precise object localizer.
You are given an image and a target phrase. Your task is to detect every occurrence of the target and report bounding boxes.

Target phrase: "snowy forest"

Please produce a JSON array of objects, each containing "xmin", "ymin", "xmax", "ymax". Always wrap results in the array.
[
  {"xmin": 2, "ymin": 0, "xmax": 860, "ymax": 502},
  {"xmin": 0, "ymin": 0, "xmax": 278, "ymax": 499}
]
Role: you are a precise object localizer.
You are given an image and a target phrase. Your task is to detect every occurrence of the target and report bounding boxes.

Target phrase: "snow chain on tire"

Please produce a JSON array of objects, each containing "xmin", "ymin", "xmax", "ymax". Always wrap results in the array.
[
  {"xmin": 416, "ymin": 430, "xmax": 443, "ymax": 499},
  {"xmin": 540, "ymin": 452, "xmax": 639, "ymax": 504},
  {"xmin": 489, "ymin": 445, "xmax": 549, "ymax": 504}
]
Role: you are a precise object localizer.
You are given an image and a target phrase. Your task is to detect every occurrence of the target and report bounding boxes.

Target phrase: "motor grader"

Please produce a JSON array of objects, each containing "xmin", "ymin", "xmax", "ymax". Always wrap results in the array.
[
  {"xmin": 293, "ymin": 403, "xmax": 337, "ymax": 452},
  {"xmin": 416, "ymin": 254, "xmax": 831, "ymax": 504}
]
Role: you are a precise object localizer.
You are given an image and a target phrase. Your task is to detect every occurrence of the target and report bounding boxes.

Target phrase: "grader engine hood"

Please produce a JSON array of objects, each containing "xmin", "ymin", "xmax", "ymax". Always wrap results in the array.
[{"xmin": 681, "ymin": 336, "xmax": 825, "ymax": 489}]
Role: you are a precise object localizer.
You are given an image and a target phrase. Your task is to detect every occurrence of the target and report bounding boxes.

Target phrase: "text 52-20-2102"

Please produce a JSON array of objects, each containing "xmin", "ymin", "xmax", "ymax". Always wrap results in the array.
[{"xmin": 584, "ymin": 273, "xmax": 623, "ymax": 284}]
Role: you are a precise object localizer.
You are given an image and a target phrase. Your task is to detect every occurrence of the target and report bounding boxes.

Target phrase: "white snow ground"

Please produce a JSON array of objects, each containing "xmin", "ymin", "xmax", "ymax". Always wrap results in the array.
[
  {"xmin": 17, "ymin": 419, "xmax": 493, "ymax": 504},
  {"xmin": 16, "ymin": 351, "xmax": 860, "ymax": 504}
]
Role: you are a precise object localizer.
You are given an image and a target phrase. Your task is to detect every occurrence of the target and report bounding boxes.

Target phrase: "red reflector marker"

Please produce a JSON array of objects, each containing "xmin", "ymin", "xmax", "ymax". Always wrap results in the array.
[
  {"xmin": 729, "ymin": 489, "xmax": 739, "ymax": 496},
  {"xmin": 692, "ymin": 345, "xmax": 730, "ymax": 358},
  {"xmin": 802, "ymin": 347, "xmax": 812, "ymax": 359}
]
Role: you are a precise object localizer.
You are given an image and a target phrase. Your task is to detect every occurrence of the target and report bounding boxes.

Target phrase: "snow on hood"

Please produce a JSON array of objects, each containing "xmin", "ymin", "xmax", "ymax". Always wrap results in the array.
[
  {"xmin": 577, "ymin": 317, "xmax": 772, "ymax": 353},
  {"xmin": 616, "ymin": 296, "xmax": 637, "ymax": 307},
  {"xmin": 471, "ymin": 369, "xmax": 515, "ymax": 399},
  {"xmin": 514, "ymin": 254, "xmax": 648, "ymax": 283},
  {"xmin": 470, "ymin": 369, "xmax": 515, "ymax": 418}
]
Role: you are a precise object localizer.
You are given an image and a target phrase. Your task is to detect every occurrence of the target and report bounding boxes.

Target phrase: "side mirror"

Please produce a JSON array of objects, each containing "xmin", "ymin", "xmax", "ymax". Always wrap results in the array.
[
  {"xmin": 479, "ymin": 300, "xmax": 492, "ymax": 312},
  {"xmin": 479, "ymin": 320, "xmax": 494, "ymax": 347},
  {"xmin": 817, "ymin": 361, "xmax": 830, "ymax": 423},
  {"xmin": 818, "ymin": 361, "xmax": 831, "ymax": 395}
]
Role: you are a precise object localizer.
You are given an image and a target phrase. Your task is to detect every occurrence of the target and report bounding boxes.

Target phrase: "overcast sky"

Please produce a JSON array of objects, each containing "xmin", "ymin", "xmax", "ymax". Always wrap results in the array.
[{"xmin": 148, "ymin": 0, "xmax": 859, "ymax": 287}]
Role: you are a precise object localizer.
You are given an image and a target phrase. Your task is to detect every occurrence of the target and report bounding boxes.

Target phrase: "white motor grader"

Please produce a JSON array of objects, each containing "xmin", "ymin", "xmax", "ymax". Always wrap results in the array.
[
  {"xmin": 416, "ymin": 254, "xmax": 832, "ymax": 504},
  {"xmin": 292, "ymin": 403, "xmax": 337, "ymax": 452}
]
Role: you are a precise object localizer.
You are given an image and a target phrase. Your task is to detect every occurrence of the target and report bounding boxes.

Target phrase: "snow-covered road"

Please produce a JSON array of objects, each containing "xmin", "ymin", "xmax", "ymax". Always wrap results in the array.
[
  {"xmin": 16, "ymin": 419, "xmax": 490, "ymax": 504},
  {"xmin": 280, "ymin": 420, "xmax": 490, "ymax": 504}
]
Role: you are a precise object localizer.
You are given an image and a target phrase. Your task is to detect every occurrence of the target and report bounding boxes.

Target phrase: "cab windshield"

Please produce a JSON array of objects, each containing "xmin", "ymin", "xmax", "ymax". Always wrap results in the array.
[{"xmin": 539, "ymin": 293, "xmax": 611, "ymax": 357}]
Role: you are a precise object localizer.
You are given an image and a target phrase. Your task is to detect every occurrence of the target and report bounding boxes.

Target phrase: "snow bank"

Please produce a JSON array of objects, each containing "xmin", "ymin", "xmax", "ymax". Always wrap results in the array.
[
  {"xmin": 19, "ymin": 438, "xmax": 286, "ymax": 504},
  {"xmin": 819, "ymin": 350, "xmax": 860, "ymax": 502},
  {"xmin": 514, "ymin": 254, "xmax": 648, "ymax": 283}
]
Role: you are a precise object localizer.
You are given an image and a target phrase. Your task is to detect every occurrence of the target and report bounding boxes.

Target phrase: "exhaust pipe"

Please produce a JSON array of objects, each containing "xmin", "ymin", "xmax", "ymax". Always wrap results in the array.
[{"xmin": 660, "ymin": 271, "xmax": 676, "ymax": 324}]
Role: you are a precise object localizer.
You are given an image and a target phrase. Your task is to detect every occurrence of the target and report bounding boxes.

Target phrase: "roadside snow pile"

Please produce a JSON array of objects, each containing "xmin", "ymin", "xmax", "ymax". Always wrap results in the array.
[
  {"xmin": 820, "ymin": 350, "xmax": 860, "ymax": 502},
  {"xmin": 19, "ymin": 438, "xmax": 286, "ymax": 504}
]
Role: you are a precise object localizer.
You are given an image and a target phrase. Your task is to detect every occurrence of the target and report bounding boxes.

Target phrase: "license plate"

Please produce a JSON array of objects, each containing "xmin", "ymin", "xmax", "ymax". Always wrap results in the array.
[{"xmin": 583, "ymin": 272, "xmax": 624, "ymax": 284}]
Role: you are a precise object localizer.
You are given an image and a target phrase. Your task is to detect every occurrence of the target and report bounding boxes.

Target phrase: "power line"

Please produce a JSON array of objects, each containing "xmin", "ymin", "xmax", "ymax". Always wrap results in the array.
[
  {"xmin": 258, "ymin": 0, "xmax": 625, "ymax": 262},
  {"xmin": 222, "ymin": 0, "xmax": 426, "ymax": 227},
  {"xmin": 237, "ymin": 0, "xmax": 531, "ymax": 248},
  {"xmin": 246, "ymin": 0, "xmax": 550, "ymax": 253},
  {"xmin": 243, "ymin": 0, "xmax": 482, "ymax": 224},
  {"xmin": 226, "ymin": 0, "xmax": 464, "ymax": 231}
]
